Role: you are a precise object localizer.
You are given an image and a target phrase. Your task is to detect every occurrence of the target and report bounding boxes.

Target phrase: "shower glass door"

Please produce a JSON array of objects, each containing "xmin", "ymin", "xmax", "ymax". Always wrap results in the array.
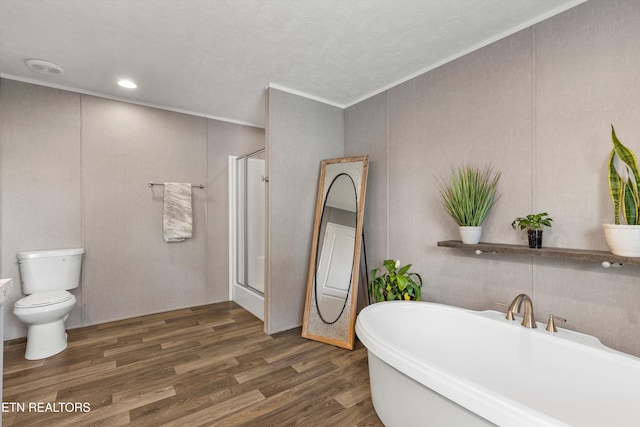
[{"xmin": 235, "ymin": 150, "xmax": 265, "ymax": 295}]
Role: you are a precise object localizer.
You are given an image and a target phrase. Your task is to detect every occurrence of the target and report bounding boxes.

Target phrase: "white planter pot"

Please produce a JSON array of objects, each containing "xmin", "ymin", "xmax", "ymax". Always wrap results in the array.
[
  {"xmin": 603, "ymin": 224, "xmax": 640, "ymax": 257},
  {"xmin": 459, "ymin": 226, "xmax": 482, "ymax": 244}
]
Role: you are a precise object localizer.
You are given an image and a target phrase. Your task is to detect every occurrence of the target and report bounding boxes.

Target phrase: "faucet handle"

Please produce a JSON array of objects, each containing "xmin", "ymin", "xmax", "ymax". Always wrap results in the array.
[
  {"xmin": 496, "ymin": 302, "xmax": 515, "ymax": 320},
  {"xmin": 545, "ymin": 314, "xmax": 567, "ymax": 333}
]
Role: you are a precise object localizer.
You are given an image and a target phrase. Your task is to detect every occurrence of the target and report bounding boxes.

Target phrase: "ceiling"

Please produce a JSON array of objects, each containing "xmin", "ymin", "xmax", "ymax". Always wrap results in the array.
[{"xmin": 0, "ymin": 0, "xmax": 587, "ymax": 128}]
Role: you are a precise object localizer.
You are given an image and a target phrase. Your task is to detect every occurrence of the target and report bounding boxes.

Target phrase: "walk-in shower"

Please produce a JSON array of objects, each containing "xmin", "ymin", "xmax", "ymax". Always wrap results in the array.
[{"xmin": 229, "ymin": 149, "xmax": 265, "ymax": 320}]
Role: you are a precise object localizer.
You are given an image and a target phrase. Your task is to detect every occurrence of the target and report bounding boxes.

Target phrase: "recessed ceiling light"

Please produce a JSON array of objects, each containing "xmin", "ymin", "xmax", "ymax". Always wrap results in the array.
[
  {"xmin": 117, "ymin": 79, "xmax": 137, "ymax": 89},
  {"xmin": 25, "ymin": 59, "xmax": 64, "ymax": 75}
]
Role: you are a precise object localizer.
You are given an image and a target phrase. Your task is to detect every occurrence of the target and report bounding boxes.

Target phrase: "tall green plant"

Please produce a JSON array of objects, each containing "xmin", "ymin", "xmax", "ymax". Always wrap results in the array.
[
  {"xmin": 435, "ymin": 164, "xmax": 501, "ymax": 226},
  {"xmin": 609, "ymin": 125, "xmax": 640, "ymax": 225}
]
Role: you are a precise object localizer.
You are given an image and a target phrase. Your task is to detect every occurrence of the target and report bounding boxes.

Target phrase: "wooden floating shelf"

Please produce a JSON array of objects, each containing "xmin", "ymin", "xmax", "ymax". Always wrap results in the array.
[{"xmin": 437, "ymin": 240, "xmax": 640, "ymax": 266}]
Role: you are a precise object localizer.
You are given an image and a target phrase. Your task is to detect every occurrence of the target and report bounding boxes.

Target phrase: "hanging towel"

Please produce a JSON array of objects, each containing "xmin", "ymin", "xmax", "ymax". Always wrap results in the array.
[{"xmin": 163, "ymin": 182, "xmax": 193, "ymax": 242}]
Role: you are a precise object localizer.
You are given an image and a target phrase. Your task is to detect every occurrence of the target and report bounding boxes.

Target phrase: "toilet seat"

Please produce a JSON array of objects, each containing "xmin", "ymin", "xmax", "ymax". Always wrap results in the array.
[{"xmin": 15, "ymin": 290, "xmax": 73, "ymax": 308}]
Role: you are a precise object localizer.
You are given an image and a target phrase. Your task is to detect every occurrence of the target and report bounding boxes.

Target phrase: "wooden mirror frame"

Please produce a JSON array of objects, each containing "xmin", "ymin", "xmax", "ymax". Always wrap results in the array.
[{"xmin": 302, "ymin": 156, "xmax": 368, "ymax": 349}]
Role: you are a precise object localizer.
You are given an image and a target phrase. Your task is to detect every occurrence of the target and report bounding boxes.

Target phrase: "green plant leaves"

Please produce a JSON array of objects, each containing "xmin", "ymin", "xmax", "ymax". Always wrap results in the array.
[
  {"xmin": 397, "ymin": 264, "xmax": 411, "ymax": 275},
  {"xmin": 609, "ymin": 125, "xmax": 640, "ymax": 225},
  {"xmin": 383, "ymin": 259, "xmax": 396, "ymax": 273},
  {"xmin": 368, "ymin": 260, "xmax": 422, "ymax": 302},
  {"xmin": 396, "ymin": 275, "xmax": 408, "ymax": 291},
  {"xmin": 511, "ymin": 212, "xmax": 553, "ymax": 230}
]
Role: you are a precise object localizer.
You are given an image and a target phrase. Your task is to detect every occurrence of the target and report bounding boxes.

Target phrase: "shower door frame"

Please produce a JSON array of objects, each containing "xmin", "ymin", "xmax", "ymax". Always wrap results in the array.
[{"xmin": 228, "ymin": 151, "xmax": 266, "ymax": 321}]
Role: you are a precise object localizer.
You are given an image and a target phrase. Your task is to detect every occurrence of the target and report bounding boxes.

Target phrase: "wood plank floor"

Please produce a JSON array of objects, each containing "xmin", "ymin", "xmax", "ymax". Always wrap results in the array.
[{"xmin": 2, "ymin": 301, "xmax": 383, "ymax": 426}]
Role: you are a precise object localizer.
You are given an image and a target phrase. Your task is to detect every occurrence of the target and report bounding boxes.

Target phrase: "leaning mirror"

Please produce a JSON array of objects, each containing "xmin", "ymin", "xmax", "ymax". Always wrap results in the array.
[{"xmin": 302, "ymin": 156, "xmax": 368, "ymax": 349}]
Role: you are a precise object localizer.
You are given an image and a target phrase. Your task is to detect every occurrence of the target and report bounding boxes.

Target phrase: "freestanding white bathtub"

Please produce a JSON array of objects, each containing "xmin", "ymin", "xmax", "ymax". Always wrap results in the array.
[{"xmin": 356, "ymin": 301, "xmax": 640, "ymax": 427}]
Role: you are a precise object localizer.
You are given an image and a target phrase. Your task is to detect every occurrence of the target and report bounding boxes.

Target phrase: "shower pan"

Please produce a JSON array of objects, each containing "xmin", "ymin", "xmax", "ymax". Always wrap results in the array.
[{"xmin": 229, "ymin": 149, "xmax": 265, "ymax": 320}]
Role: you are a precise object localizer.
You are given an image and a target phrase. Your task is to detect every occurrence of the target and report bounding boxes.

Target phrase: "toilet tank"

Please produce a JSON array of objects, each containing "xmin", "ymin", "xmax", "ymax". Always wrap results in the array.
[{"xmin": 17, "ymin": 248, "xmax": 84, "ymax": 294}]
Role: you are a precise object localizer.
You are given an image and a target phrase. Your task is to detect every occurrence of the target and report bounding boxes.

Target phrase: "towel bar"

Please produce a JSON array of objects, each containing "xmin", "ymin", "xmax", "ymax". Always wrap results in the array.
[{"xmin": 148, "ymin": 182, "xmax": 205, "ymax": 189}]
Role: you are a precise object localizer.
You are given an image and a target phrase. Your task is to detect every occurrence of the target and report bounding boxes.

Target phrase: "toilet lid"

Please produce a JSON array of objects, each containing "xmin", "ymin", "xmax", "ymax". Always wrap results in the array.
[{"xmin": 15, "ymin": 290, "xmax": 73, "ymax": 308}]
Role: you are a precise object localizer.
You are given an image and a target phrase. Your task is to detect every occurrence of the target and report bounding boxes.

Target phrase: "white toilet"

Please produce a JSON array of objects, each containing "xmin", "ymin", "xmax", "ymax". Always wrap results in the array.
[{"xmin": 14, "ymin": 248, "xmax": 84, "ymax": 360}]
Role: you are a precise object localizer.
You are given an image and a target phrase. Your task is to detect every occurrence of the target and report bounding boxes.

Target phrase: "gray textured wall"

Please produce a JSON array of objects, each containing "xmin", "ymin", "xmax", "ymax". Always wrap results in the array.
[
  {"xmin": 344, "ymin": 93, "xmax": 389, "ymax": 275},
  {"xmin": 81, "ymin": 96, "xmax": 208, "ymax": 325},
  {"xmin": 265, "ymin": 88, "xmax": 344, "ymax": 334},
  {"xmin": 0, "ymin": 79, "xmax": 264, "ymax": 340},
  {"xmin": 1, "ymin": 81, "xmax": 84, "ymax": 336},
  {"xmin": 345, "ymin": 0, "xmax": 640, "ymax": 356}
]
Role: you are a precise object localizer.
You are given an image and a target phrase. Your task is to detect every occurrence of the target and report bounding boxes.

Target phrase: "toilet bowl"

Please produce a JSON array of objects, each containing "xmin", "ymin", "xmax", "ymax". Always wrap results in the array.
[
  {"xmin": 14, "ymin": 290, "xmax": 76, "ymax": 360},
  {"xmin": 14, "ymin": 248, "xmax": 84, "ymax": 360}
]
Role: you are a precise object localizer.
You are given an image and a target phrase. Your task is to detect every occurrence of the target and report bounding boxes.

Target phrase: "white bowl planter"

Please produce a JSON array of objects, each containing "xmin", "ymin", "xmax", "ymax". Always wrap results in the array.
[
  {"xmin": 603, "ymin": 224, "xmax": 640, "ymax": 257},
  {"xmin": 459, "ymin": 226, "xmax": 482, "ymax": 244}
]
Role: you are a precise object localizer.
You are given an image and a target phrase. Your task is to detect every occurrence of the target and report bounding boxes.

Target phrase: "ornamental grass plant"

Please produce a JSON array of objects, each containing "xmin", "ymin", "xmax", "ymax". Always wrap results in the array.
[{"xmin": 435, "ymin": 164, "xmax": 501, "ymax": 226}]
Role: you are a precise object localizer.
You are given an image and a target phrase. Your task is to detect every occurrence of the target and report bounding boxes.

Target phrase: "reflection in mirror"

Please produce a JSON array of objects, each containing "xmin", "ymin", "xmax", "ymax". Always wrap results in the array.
[
  {"xmin": 302, "ymin": 156, "xmax": 368, "ymax": 350},
  {"xmin": 315, "ymin": 174, "xmax": 357, "ymax": 323}
]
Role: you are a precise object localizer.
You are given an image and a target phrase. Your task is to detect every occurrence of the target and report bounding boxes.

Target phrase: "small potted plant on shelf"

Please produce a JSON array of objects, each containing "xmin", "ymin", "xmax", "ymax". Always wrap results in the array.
[
  {"xmin": 369, "ymin": 260, "xmax": 423, "ymax": 302},
  {"xmin": 603, "ymin": 125, "xmax": 640, "ymax": 257},
  {"xmin": 511, "ymin": 212, "xmax": 553, "ymax": 248},
  {"xmin": 435, "ymin": 163, "xmax": 501, "ymax": 244}
]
